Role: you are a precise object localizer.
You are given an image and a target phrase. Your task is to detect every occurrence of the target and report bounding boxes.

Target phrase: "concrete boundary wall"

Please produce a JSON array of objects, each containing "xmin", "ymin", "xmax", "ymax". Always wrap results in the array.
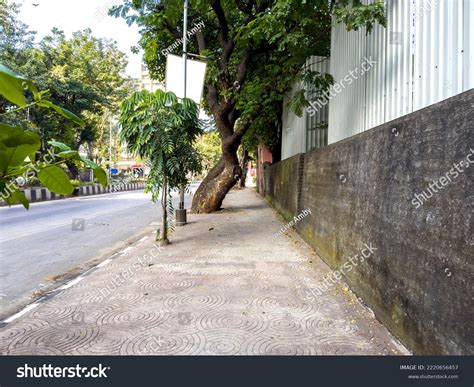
[
  {"xmin": 264, "ymin": 90, "xmax": 473, "ymax": 355},
  {"xmin": 1, "ymin": 183, "xmax": 146, "ymax": 206},
  {"xmin": 264, "ymin": 154, "xmax": 301, "ymax": 221}
]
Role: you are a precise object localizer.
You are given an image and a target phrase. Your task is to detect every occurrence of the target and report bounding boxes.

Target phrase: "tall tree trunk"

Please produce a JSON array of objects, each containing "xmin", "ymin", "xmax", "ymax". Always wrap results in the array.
[
  {"xmin": 191, "ymin": 83, "xmax": 249, "ymax": 213},
  {"xmin": 191, "ymin": 144, "xmax": 241, "ymax": 213},
  {"xmin": 239, "ymin": 149, "xmax": 249, "ymax": 188},
  {"xmin": 66, "ymin": 161, "xmax": 80, "ymax": 180}
]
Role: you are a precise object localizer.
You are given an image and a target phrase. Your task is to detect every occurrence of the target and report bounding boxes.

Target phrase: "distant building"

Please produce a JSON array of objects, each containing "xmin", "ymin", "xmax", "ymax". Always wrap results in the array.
[
  {"xmin": 116, "ymin": 143, "xmax": 137, "ymax": 173},
  {"xmin": 139, "ymin": 64, "xmax": 163, "ymax": 92},
  {"xmin": 127, "ymin": 77, "xmax": 141, "ymax": 92},
  {"xmin": 114, "ymin": 66, "xmax": 163, "ymax": 173}
]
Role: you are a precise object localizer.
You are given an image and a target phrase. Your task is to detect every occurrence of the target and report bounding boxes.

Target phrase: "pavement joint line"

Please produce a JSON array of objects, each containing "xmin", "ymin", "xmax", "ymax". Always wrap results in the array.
[{"xmin": 138, "ymin": 236, "xmax": 148, "ymax": 243}]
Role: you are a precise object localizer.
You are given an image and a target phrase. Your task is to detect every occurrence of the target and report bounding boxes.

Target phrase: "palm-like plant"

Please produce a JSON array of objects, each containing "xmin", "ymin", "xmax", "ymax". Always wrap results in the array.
[{"xmin": 119, "ymin": 90, "xmax": 202, "ymax": 245}]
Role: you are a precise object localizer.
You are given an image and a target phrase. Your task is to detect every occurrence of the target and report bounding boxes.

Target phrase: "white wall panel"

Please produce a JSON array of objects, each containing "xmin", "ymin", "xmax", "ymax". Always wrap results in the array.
[
  {"xmin": 463, "ymin": 0, "xmax": 474, "ymax": 90},
  {"xmin": 281, "ymin": 56, "xmax": 330, "ymax": 160},
  {"xmin": 305, "ymin": 56, "xmax": 330, "ymax": 151},
  {"xmin": 328, "ymin": 23, "xmax": 369, "ymax": 143},
  {"xmin": 282, "ymin": 81, "xmax": 306, "ymax": 160}
]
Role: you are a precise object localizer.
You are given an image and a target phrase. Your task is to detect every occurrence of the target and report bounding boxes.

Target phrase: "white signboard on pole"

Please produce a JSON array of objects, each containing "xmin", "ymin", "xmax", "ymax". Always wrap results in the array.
[{"xmin": 165, "ymin": 54, "xmax": 207, "ymax": 105}]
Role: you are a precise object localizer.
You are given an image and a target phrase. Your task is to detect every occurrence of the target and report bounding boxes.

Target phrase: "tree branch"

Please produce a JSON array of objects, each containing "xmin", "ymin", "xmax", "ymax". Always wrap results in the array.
[
  {"xmin": 194, "ymin": 30, "xmax": 206, "ymax": 54},
  {"xmin": 211, "ymin": 0, "xmax": 229, "ymax": 45},
  {"xmin": 230, "ymin": 120, "xmax": 250, "ymax": 144},
  {"xmin": 207, "ymin": 84, "xmax": 219, "ymax": 114},
  {"xmin": 235, "ymin": 0, "xmax": 255, "ymax": 14},
  {"xmin": 163, "ymin": 20, "xmax": 182, "ymax": 39}
]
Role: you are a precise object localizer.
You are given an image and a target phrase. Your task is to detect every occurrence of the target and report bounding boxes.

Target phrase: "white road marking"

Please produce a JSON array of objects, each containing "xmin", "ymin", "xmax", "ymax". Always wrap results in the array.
[
  {"xmin": 57, "ymin": 275, "xmax": 85, "ymax": 290},
  {"xmin": 119, "ymin": 246, "xmax": 134, "ymax": 255},
  {"xmin": 96, "ymin": 258, "xmax": 112, "ymax": 268},
  {"xmin": 3, "ymin": 303, "xmax": 39, "ymax": 323}
]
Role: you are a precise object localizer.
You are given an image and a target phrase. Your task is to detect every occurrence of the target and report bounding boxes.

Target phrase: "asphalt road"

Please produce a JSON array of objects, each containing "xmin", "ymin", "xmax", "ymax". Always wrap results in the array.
[{"xmin": 0, "ymin": 186, "xmax": 196, "ymax": 320}]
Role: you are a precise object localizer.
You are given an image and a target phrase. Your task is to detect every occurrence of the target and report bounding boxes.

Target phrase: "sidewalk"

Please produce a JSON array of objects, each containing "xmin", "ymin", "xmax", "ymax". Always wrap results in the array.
[{"xmin": 0, "ymin": 189, "xmax": 408, "ymax": 355}]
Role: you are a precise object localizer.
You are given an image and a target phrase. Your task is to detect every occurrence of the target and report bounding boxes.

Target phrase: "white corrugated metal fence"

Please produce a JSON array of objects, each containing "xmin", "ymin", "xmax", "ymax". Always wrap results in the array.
[{"xmin": 327, "ymin": 0, "xmax": 474, "ymax": 144}]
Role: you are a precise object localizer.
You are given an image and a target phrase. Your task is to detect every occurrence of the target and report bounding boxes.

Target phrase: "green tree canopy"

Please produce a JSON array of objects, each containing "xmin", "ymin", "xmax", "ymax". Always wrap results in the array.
[
  {"xmin": 1, "ymin": 3, "xmax": 131, "ymax": 171},
  {"xmin": 0, "ymin": 64, "xmax": 107, "ymax": 209},
  {"xmin": 112, "ymin": 0, "xmax": 384, "ymax": 213}
]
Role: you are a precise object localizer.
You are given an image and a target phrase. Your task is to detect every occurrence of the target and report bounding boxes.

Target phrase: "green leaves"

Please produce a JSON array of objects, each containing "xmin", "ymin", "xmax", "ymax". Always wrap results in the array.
[
  {"xmin": 0, "ymin": 58, "xmax": 109, "ymax": 210},
  {"xmin": 0, "ymin": 123, "xmax": 41, "ymax": 174},
  {"xmin": 5, "ymin": 189, "xmax": 30, "ymax": 209},
  {"xmin": 0, "ymin": 62, "xmax": 86, "ymax": 133},
  {"xmin": 47, "ymin": 141, "xmax": 71, "ymax": 152},
  {"xmin": 56, "ymin": 150, "xmax": 82, "ymax": 161},
  {"xmin": 334, "ymin": 0, "xmax": 386, "ymax": 33},
  {"xmin": 80, "ymin": 156, "xmax": 108, "ymax": 186},
  {"xmin": 48, "ymin": 140, "xmax": 108, "ymax": 187},
  {"xmin": 37, "ymin": 165, "xmax": 74, "ymax": 195},
  {"xmin": 0, "ymin": 64, "xmax": 84, "ymax": 127},
  {"xmin": 37, "ymin": 100, "xmax": 85, "ymax": 127},
  {"xmin": 0, "ymin": 63, "xmax": 37, "ymax": 107}
]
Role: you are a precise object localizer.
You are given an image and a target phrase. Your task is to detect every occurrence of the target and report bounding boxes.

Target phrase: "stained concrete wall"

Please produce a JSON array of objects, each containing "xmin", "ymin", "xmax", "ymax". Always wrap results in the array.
[
  {"xmin": 264, "ymin": 89, "xmax": 474, "ymax": 355},
  {"xmin": 264, "ymin": 154, "xmax": 303, "ymax": 222}
]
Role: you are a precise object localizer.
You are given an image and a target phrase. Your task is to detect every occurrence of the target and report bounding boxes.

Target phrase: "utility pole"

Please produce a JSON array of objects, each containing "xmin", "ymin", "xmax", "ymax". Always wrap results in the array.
[{"xmin": 176, "ymin": 0, "xmax": 188, "ymax": 226}]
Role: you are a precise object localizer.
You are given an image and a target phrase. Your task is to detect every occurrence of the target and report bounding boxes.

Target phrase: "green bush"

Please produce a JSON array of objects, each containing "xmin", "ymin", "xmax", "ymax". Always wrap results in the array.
[
  {"xmin": 70, "ymin": 179, "xmax": 96, "ymax": 187},
  {"xmin": 26, "ymin": 177, "xmax": 41, "ymax": 187}
]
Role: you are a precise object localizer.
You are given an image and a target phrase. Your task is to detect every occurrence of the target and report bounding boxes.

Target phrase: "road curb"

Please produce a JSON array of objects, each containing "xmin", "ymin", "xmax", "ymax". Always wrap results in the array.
[{"xmin": 0, "ymin": 182, "xmax": 146, "ymax": 207}]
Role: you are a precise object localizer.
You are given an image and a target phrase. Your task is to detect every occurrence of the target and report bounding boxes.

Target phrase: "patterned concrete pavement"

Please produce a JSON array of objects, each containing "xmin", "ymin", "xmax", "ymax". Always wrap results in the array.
[{"xmin": 0, "ymin": 189, "xmax": 409, "ymax": 355}]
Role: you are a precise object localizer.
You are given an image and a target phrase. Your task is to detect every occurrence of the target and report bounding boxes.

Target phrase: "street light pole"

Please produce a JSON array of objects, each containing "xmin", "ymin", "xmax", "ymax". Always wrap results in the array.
[
  {"xmin": 108, "ymin": 114, "xmax": 113, "ymax": 182},
  {"xmin": 183, "ymin": 0, "xmax": 188, "ymax": 101},
  {"xmin": 176, "ymin": 0, "xmax": 188, "ymax": 226}
]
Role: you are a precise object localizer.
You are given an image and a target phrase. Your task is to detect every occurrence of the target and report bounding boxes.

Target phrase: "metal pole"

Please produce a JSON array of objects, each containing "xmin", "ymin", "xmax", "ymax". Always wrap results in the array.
[
  {"xmin": 176, "ymin": 0, "xmax": 188, "ymax": 224},
  {"xmin": 180, "ymin": 0, "xmax": 188, "ymax": 211},
  {"xmin": 183, "ymin": 0, "xmax": 188, "ymax": 99},
  {"xmin": 108, "ymin": 115, "xmax": 112, "ymax": 181}
]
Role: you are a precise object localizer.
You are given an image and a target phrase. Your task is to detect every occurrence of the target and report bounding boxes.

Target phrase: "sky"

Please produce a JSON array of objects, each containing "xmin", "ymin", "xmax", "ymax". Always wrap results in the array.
[{"xmin": 17, "ymin": 0, "xmax": 142, "ymax": 78}]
